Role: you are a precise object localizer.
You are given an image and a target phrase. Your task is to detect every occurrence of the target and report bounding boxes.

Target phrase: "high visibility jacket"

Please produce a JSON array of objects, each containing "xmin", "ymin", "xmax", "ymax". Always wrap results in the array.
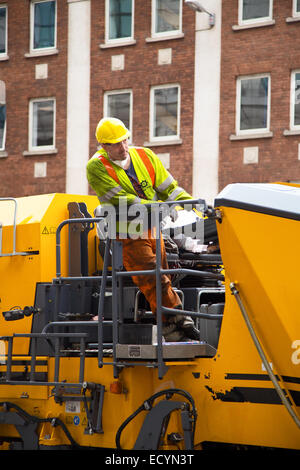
[{"xmin": 86, "ymin": 146, "xmax": 192, "ymax": 206}]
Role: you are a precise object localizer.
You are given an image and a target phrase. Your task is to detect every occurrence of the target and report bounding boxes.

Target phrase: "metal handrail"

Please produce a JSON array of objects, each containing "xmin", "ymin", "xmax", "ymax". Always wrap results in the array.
[
  {"xmin": 0, "ymin": 197, "xmax": 29, "ymax": 257},
  {"xmin": 230, "ymin": 282, "xmax": 300, "ymax": 430},
  {"xmin": 55, "ymin": 217, "xmax": 104, "ymax": 277},
  {"xmin": 54, "ymin": 199, "xmax": 207, "ymax": 275},
  {"xmin": 0, "ymin": 332, "xmax": 88, "ymax": 387},
  {"xmin": 0, "ymin": 199, "xmax": 222, "ymax": 386},
  {"xmin": 53, "ymin": 200, "xmax": 221, "ymax": 379}
]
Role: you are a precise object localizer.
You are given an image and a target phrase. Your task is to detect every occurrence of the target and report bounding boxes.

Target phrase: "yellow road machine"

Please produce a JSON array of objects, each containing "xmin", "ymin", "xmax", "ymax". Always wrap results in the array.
[{"xmin": 0, "ymin": 182, "xmax": 299, "ymax": 451}]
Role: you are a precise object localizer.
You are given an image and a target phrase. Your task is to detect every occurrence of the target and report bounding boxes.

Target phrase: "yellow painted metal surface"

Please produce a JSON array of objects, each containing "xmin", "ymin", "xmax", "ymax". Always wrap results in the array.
[
  {"xmin": 0, "ymin": 191, "xmax": 299, "ymax": 450},
  {"xmin": 0, "ymin": 194, "xmax": 100, "ymax": 354},
  {"xmin": 216, "ymin": 207, "xmax": 300, "ymax": 383},
  {"xmin": 0, "ymin": 353, "xmax": 298, "ymax": 450}
]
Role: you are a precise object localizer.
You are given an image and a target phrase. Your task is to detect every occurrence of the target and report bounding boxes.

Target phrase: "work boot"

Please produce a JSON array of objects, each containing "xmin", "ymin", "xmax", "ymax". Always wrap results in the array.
[
  {"xmin": 162, "ymin": 323, "xmax": 186, "ymax": 342},
  {"xmin": 163, "ymin": 311, "xmax": 201, "ymax": 342},
  {"xmin": 180, "ymin": 323, "xmax": 201, "ymax": 341},
  {"xmin": 175, "ymin": 315, "xmax": 201, "ymax": 341}
]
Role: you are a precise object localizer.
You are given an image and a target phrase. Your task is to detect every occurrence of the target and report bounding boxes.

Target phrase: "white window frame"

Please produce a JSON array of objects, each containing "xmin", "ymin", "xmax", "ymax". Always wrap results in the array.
[
  {"xmin": 30, "ymin": 0, "xmax": 57, "ymax": 53},
  {"xmin": 29, "ymin": 97, "xmax": 56, "ymax": 151},
  {"xmin": 238, "ymin": 0, "xmax": 273, "ymax": 26},
  {"xmin": 151, "ymin": 0, "xmax": 182, "ymax": 39},
  {"xmin": 103, "ymin": 89, "xmax": 133, "ymax": 142},
  {"xmin": 290, "ymin": 70, "xmax": 300, "ymax": 130},
  {"xmin": 0, "ymin": 4, "xmax": 7, "ymax": 57},
  {"xmin": 236, "ymin": 74, "xmax": 271, "ymax": 136},
  {"xmin": 105, "ymin": 0, "xmax": 134, "ymax": 45},
  {"xmin": 293, "ymin": 0, "xmax": 300, "ymax": 17},
  {"xmin": 150, "ymin": 83, "xmax": 181, "ymax": 142}
]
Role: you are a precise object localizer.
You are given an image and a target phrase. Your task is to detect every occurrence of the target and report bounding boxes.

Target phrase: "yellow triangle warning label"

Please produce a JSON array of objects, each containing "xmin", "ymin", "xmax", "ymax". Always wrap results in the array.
[{"xmin": 42, "ymin": 226, "xmax": 49, "ymax": 235}]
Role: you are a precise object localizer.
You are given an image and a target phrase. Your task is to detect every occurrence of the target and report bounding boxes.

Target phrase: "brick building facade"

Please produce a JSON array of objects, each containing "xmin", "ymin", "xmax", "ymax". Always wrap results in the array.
[
  {"xmin": 219, "ymin": 0, "xmax": 300, "ymax": 190},
  {"xmin": 0, "ymin": 0, "xmax": 202, "ymax": 200},
  {"xmin": 3, "ymin": 1, "xmax": 298, "ymax": 206},
  {"xmin": 0, "ymin": 0, "xmax": 68, "ymax": 197},
  {"xmin": 89, "ymin": 0, "xmax": 196, "ymax": 193}
]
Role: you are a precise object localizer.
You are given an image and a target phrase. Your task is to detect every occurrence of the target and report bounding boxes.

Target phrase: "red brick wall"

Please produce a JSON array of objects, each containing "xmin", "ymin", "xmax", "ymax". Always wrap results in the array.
[
  {"xmin": 219, "ymin": 0, "xmax": 300, "ymax": 191},
  {"xmin": 219, "ymin": 0, "xmax": 300, "ymax": 193},
  {"xmin": 0, "ymin": 0, "xmax": 68, "ymax": 197},
  {"xmin": 1, "ymin": 1, "xmax": 195, "ymax": 198},
  {"xmin": 7, "ymin": 1, "xmax": 300, "ymax": 199},
  {"xmin": 89, "ymin": 0, "xmax": 196, "ymax": 194}
]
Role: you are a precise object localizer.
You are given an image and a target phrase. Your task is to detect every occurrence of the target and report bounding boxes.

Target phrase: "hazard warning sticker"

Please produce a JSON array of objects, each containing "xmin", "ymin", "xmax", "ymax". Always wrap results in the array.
[
  {"xmin": 41, "ymin": 226, "xmax": 57, "ymax": 235},
  {"xmin": 65, "ymin": 401, "xmax": 81, "ymax": 414}
]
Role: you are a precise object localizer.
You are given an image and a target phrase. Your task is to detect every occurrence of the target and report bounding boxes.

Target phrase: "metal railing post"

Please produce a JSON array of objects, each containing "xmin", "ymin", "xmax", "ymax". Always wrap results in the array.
[
  {"xmin": 0, "ymin": 198, "xmax": 29, "ymax": 257},
  {"xmin": 97, "ymin": 237, "xmax": 111, "ymax": 368},
  {"xmin": 154, "ymin": 206, "xmax": 166, "ymax": 379},
  {"xmin": 230, "ymin": 281, "xmax": 300, "ymax": 429},
  {"xmin": 111, "ymin": 240, "xmax": 119, "ymax": 378}
]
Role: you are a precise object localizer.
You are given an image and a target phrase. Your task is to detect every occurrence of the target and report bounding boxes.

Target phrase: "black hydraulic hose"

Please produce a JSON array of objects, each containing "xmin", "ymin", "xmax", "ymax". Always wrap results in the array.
[
  {"xmin": 115, "ymin": 404, "xmax": 145, "ymax": 450},
  {"xmin": 0, "ymin": 401, "xmax": 80, "ymax": 449},
  {"xmin": 115, "ymin": 388, "xmax": 197, "ymax": 450}
]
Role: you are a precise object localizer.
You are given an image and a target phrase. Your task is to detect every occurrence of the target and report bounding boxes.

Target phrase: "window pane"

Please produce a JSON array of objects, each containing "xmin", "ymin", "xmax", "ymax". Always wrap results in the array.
[
  {"xmin": 155, "ymin": 0, "xmax": 180, "ymax": 33},
  {"xmin": 154, "ymin": 87, "xmax": 178, "ymax": 137},
  {"xmin": 0, "ymin": 8, "xmax": 6, "ymax": 54},
  {"xmin": 107, "ymin": 93, "xmax": 131, "ymax": 130},
  {"xmin": 32, "ymin": 100, "xmax": 54, "ymax": 147},
  {"xmin": 242, "ymin": 0, "xmax": 270, "ymax": 21},
  {"xmin": 240, "ymin": 77, "xmax": 269, "ymax": 131},
  {"xmin": 0, "ymin": 104, "xmax": 5, "ymax": 149},
  {"xmin": 297, "ymin": 0, "xmax": 300, "ymax": 13},
  {"xmin": 294, "ymin": 73, "xmax": 300, "ymax": 126},
  {"xmin": 34, "ymin": 1, "xmax": 55, "ymax": 49},
  {"xmin": 109, "ymin": 0, "xmax": 132, "ymax": 40}
]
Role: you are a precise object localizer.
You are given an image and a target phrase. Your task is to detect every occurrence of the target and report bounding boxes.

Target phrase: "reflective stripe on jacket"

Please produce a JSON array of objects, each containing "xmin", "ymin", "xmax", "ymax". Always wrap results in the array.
[{"xmin": 86, "ymin": 146, "xmax": 192, "ymax": 207}]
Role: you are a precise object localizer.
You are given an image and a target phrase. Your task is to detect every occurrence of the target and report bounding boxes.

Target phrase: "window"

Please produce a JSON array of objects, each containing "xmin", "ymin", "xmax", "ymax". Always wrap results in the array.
[
  {"xmin": 290, "ymin": 71, "xmax": 300, "ymax": 129},
  {"xmin": 0, "ymin": 104, "xmax": 5, "ymax": 151},
  {"xmin": 150, "ymin": 84, "xmax": 180, "ymax": 141},
  {"xmin": 293, "ymin": 0, "xmax": 300, "ymax": 16},
  {"xmin": 29, "ymin": 98, "xmax": 55, "ymax": 150},
  {"xmin": 0, "ymin": 80, "xmax": 6, "ymax": 150},
  {"xmin": 105, "ymin": 0, "xmax": 134, "ymax": 44},
  {"xmin": 152, "ymin": 0, "xmax": 182, "ymax": 37},
  {"xmin": 236, "ymin": 75, "xmax": 270, "ymax": 135},
  {"xmin": 30, "ymin": 0, "xmax": 56, "ymax": 52},
  {"xmin": 104, "ymin": 90, "xmax": 132, "ymax": 139},
  {"xmin": 239, "ymin": 0, "xmax": 273, "ymax": 25},
  {"xmin": 0, "ymin": 5, "xmax": 7, "ymax": 56}
]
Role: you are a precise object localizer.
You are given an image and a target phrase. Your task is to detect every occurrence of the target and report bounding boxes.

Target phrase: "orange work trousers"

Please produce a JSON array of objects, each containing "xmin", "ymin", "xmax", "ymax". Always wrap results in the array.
[{"xmin": 120, "ymin": 232, "xmax": 181, "ymax": 317}]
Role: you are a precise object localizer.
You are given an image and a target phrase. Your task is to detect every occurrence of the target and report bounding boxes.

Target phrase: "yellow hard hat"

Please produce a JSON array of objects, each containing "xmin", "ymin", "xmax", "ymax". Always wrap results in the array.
[{"xmin": 95, "ymin": 117, "xmax": 131, "ymax": 144}]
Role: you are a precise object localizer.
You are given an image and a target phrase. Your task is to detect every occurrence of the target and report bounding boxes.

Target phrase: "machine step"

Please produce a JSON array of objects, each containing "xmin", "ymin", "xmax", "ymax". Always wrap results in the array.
[{"xmin": 116, "ymin": 342, "xmax": 216, "ymax": 360}]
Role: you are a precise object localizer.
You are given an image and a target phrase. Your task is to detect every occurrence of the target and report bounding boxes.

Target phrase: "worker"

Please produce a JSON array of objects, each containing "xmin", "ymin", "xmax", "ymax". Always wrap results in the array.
[{"xmin": 86, "ymin": 117, "xmax": 200, "ymax": 342}]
